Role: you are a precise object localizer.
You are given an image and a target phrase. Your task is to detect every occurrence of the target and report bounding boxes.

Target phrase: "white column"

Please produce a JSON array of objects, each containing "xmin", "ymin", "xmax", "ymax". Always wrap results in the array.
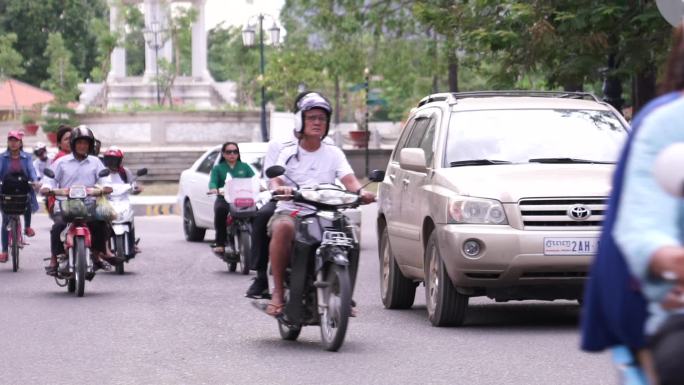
[
  {"xmin": 191, "ymin": 0, "xmax": 211, "ymax": 81},
  {"xmin": 108, "ymin": 0, "xmax": 126, "ymax": 80},
  {"xmin": 143, "ymin": 0, "xmax": 172, "ymax": 81}
]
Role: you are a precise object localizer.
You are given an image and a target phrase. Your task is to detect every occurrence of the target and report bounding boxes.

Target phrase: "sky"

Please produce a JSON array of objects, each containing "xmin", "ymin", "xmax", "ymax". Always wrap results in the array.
[{"xmin": 204, "ymin": 0, "xmax": 285, "ymax": 30}]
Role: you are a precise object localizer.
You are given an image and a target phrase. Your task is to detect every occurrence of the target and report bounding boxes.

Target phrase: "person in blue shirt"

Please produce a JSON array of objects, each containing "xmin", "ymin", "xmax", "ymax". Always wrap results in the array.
[
  {"xmin": 0, "ymin": 130, "xmax": 39, "ymax": 263},
  {"xmin": 610, "ymin": 25, "xmax": 684, "ymax": 384}
]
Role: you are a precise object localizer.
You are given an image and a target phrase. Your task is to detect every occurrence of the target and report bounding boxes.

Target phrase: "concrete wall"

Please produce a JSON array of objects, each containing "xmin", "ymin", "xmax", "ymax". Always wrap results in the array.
[{"xmin": 78, "ymin": 111, "xmax": 263, "ymax": 148}]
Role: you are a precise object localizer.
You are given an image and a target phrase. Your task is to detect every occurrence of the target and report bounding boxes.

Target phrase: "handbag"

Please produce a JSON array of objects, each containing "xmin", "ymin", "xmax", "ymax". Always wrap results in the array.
[{"xmin": 95, "ymin": 195, "xmax": 117, "ymax": 221}]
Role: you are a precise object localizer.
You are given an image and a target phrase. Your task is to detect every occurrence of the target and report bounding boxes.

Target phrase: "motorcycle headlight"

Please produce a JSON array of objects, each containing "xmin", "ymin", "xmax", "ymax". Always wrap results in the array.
[
  {"xmin": 447, "ymin": 197, "xmax": 508, "ymax": 225},
  {"xmin": 301, "ymin": 189, "xmax": 359, "ymax": 206}
]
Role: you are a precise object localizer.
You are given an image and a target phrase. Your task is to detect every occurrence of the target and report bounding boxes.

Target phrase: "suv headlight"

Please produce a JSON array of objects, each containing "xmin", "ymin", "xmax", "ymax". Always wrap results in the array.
[{"xmin": 447, "ymin": 197, "xmax": 508, "ymax": 225}]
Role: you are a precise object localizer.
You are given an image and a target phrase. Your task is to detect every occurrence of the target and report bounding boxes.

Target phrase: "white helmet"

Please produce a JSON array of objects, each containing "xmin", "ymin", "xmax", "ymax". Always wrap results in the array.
[
  {"xmin": 33, "ymin": 142, "xmax": 47, "ymax": 154},
  {"xmin": 653, "ymin": 143, "xmax": 684, "ymax": 197}
]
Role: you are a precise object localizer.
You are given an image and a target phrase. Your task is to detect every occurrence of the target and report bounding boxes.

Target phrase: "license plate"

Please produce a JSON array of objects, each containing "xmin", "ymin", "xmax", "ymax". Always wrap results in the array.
[{"xmin": 543, "ymin": 237, "xmax": 599, "ymax": 255}]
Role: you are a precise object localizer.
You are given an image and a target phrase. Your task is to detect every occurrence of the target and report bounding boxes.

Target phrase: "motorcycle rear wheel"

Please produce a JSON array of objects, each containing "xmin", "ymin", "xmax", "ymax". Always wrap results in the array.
[
  {"xmin": 278, "ymin": 319, "xmax": 301, "ymax": 341},
  {"xmin": 319, "ymin": 264, "xmax": 351, "ymax": 352}
]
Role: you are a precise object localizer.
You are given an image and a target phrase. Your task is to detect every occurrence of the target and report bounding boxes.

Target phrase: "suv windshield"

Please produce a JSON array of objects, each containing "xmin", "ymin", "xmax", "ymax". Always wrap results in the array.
[{"xmin": 444, "ymin": 109, "xmax": 627, "ymax": 166}]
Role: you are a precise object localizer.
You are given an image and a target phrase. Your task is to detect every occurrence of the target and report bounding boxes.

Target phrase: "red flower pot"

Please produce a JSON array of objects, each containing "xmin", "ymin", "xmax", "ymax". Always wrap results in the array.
[
  {"xmin": 349, "ymin": 130, "xmax": 370, "ymax": 148},
  {"xmin": 46, "ymin": 132, "xmax": 58, "ymax": 146},
  {"xmin": 24, "ymin": 123, "xmax": 39, "ymax": 136}
]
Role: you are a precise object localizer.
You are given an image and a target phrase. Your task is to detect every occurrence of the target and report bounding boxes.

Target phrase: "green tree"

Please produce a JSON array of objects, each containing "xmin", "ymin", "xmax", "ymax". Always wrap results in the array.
[
  {"xmin": 0, "ymin": 33, "xmax": 25, "ymax": 116},
  {"xmin": 0, "ymin": 0, "xmax": 107, "ymax": 86},
  {"xmin": 42, "ymin": 32, "xmax": 81, "ymax": 105}
]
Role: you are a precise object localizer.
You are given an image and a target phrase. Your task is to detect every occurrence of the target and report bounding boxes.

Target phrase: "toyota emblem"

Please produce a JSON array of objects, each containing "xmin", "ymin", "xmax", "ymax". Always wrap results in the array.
[{"xmin": 567, "ymin": 204, "xmax": 591, "ymax": 221}]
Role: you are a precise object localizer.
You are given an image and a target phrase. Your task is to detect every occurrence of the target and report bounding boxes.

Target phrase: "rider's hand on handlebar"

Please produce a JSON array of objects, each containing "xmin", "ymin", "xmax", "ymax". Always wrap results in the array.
[
  {"xmin": 359, "ymin": 190, "xmax": 376, "ymax": 204},
  {"xmin": 274, "ymin": 186, "xmax": 294, "ymax": 197},
  {"xmin": 40, "ymin": 187, "xmax": 51, "ymax": 196}
]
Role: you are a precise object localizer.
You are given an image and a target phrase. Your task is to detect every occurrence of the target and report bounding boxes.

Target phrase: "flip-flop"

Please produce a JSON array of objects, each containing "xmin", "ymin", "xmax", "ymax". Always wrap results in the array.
[{"xmin": 251, "ymin": 300, "xmax": 284, "ymax": 317}]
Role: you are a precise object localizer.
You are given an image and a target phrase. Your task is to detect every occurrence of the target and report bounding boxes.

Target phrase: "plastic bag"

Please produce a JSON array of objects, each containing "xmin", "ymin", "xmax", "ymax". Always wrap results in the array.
[{"xmin": 95, "ymin": 195, "xmax": 117, "ymax": 221}]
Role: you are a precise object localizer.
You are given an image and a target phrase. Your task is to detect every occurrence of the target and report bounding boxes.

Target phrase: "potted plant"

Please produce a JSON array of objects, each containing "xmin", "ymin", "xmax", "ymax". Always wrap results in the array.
[
  {"xmin": 21, "ymin": 114, "xmax": 39, "ymax": 136},
  {"xmin": 43, "ymin": 105, "xmax": 78, "ymax": 145}
]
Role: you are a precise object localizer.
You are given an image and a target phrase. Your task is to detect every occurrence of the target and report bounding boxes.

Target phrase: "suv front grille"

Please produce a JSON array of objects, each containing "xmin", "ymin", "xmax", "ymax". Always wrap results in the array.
[{"xmin": 519, "ymin": 198, "xmax": 607, "ymax": 229}]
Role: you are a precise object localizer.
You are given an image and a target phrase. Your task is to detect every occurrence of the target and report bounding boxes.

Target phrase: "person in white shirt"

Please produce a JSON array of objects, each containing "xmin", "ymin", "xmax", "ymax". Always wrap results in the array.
[
  {"xmin": 263, "ymin": 91, "xmax": 375, "ymax": 317},
  {"xmin": 32, "ymin": 142, "xmax": 50, "ymax": 180}
]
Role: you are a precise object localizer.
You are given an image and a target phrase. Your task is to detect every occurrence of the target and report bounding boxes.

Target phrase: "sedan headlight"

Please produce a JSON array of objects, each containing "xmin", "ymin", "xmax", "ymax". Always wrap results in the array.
[
  {"xmin": 300, "ymin": 189, "xmax": 359, "ymax": 206},
  {"xmin": 447, "ymin": 197, "xmax": 508, "ymax": 225}
]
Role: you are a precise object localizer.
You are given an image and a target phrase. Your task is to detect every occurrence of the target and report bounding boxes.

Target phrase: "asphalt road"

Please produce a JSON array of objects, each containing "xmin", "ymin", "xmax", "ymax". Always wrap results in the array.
[{"xmin": 0, "ymin": 205, "xmax": 617, "ymax": 385}]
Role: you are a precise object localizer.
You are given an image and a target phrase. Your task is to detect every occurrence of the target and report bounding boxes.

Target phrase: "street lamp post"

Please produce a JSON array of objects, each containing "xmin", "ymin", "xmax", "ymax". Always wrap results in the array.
[
  {"xmin": 364, "ymin": 67, "xmax": 370, "ymax": 178},
  {"xmin": 143, "ymin": 21, "xmax": 167, "ymax": 106},
  {"xmin": 242, "ymin": 14, "xmax": 280, "ymax": 142}
]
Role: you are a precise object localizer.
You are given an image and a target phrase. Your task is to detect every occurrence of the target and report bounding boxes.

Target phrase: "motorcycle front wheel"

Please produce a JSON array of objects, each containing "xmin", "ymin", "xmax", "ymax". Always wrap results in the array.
[
  {"xmin": 114, "ymin": 235, "xmax": 125, "ymax": 275},
  {"xmin": 75, "ymin": 237, "xmax": 86, "ymax": 297},
  {"xmin": 319, "ymin": 264, "xmax": 351, "ymax": 352},
  {"xmin": 238, "ymin": 229, "xmax": 251, "ymax": 275}
]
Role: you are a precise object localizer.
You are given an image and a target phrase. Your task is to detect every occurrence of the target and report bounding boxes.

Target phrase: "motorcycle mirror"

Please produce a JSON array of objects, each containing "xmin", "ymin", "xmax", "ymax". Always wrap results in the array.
[
  {"xmin": 98, "ymin": 169, "xmax": 111, "ymax": 177},
  {"xmin": 265, "ymin": 165, "xmax": 285, "ymax": 178},
  {"xmin": 368, "ymin": 170, "xmax": 385, "ymax": 182},
  {"xmin": 42, "ymin": 168, "xmax": 55, "ymax": 179},
  {"xmin": 137, "ymin": 168, "xmax": 148, "ymax": 177}
]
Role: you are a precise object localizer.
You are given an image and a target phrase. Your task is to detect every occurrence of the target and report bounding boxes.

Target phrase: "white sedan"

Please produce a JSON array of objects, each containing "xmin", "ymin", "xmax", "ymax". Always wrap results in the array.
[
  {"xmin": 177, "ymin": 142, "xmax": 362, "ymax": 242},
  {"xmin": 177, "ymin": 142, "xmax": 269, "ymax": 241}
]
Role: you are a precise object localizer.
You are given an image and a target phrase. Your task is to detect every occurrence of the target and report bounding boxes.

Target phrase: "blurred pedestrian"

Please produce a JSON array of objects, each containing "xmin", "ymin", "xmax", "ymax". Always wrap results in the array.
[{"xmin": 581, "ymin": 23, "xmax": 684, "ymax": 385}]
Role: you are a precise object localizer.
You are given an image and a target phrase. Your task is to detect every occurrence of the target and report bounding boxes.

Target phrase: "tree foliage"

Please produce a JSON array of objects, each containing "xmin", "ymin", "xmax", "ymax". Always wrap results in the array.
[
  {"xmin": 0, "ymin": 33, "xmax": 24, "ymax": 79},
  {"xmin": 0, "ymin": 0, "xmax": 107, "ymax": 86},
  {"xmin": 42, "ymin": 32, "xmax": 81, "ymax": 105}
]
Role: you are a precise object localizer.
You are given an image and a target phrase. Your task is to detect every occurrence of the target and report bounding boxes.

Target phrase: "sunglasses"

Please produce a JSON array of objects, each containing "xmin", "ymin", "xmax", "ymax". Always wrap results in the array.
[{"xmin": 223, "ymin": 149, "xmax": 239, "ymax": 155}]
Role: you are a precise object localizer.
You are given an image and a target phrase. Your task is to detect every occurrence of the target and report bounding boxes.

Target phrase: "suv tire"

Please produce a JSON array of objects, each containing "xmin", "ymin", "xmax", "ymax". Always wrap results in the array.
[
  {"xmin": 425, "ymin": 232, "xmax": 468, "ymax": 326},
  {"xmin": 380, "ymin": 226, "xmax": 416, "ymax": 309}
]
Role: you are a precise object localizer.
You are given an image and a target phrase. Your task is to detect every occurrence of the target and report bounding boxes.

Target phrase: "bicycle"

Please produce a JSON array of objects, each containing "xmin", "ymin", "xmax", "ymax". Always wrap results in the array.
[{"xmin": 0, "ymin": 193, "xmax": 28, "ymax": 272}]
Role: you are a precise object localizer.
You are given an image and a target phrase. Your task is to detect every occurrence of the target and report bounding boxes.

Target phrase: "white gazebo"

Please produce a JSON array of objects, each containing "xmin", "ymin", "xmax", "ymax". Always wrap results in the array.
[{"xmin": 78, "ymin": 0, "xmax": 235, "ymax": 111}]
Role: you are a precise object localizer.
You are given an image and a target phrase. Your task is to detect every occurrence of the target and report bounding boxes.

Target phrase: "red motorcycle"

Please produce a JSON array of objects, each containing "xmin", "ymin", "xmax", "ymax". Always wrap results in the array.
[{"xmin": 43, "ymin": 168, "xmax": 110, "ymax": 297}]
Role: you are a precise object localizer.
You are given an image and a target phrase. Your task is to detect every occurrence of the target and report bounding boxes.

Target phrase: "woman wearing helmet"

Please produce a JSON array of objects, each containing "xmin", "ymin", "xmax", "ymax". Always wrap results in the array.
[
  {"xmin": 0, "ymin": 130, "xmax": 39, "ymax": 263},
  {"xmin": 102, "ymin": 146, "xmax": 141, "ymax": 191}
]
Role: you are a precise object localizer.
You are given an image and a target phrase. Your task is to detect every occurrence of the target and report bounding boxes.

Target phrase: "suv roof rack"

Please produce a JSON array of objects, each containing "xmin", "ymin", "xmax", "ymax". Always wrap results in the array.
[{"xmin": 417, "ymin": 90, "xmax": 602, "ymax": 107}]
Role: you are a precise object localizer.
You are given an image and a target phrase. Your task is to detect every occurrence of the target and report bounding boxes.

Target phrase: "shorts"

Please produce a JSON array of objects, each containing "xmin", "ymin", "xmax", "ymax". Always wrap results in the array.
[{"xmin": 266, "ymin": 211, "xmax": 297, "ymax": 236}]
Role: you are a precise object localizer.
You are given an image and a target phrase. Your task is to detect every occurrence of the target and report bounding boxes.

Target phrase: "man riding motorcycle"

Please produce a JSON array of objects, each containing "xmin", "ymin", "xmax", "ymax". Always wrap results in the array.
[
  {"xmin": 33, "ymin": 142, "xmax": 50, "ymax": 180},
  {"xmin": 41, "ymin": 125, "xmax": 117, "ymax": 275},
  {"xmin": 264, "ymin": 91, "xmax": 375, "ymax": 317}
]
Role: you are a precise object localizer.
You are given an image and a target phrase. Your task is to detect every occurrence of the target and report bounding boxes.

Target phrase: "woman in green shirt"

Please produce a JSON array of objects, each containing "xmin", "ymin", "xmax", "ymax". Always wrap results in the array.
[{"xmin": 209, "ymin": 142, "xmax": 255, "ymax": 254}]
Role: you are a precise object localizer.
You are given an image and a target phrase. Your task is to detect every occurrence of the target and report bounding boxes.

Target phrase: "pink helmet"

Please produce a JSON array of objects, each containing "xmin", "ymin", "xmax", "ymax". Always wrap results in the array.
[{"xmin": 7, "ymin": 130, "xmax": 24, "ymax": 140}]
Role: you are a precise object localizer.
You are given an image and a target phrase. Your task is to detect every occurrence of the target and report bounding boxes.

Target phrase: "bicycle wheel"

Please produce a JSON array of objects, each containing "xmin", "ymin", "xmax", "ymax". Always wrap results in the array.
[{"xmin": 10, "ymin": 217, "xmax": 19, "ymax": 272}]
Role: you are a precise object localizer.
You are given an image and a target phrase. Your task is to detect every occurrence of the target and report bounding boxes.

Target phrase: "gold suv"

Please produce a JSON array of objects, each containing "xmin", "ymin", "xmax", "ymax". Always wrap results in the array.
[{"xmin": 376, "ymin": 91, "xmax": 629, "ymax": 326}]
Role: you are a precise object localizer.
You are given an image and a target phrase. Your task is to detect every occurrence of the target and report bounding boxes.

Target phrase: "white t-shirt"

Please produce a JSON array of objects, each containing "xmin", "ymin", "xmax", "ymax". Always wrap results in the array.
[{"xmin": 273, "ymin": 142, "xmax": 354, "ymax": 212}]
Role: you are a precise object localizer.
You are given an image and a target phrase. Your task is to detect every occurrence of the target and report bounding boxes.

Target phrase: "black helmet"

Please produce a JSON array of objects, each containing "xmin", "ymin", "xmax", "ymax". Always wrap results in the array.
[{"xmin": 70, "ymin": 125, "xmax": 95, "ymax": 154}]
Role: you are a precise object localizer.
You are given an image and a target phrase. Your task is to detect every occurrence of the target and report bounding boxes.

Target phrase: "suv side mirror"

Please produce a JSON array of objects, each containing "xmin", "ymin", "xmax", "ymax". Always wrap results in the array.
[
  {"xmin": 399, "ymin": 148, "xmax": 427, "ymax": 173},
  {"xmin": 368, "ymin": 170, "xmax": 385, "ymax": 182}
]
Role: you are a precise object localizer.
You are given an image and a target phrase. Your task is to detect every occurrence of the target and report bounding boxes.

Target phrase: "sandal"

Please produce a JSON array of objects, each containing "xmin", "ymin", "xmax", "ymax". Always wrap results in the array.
[
  {"xmin": 251, "ymin": 300, "xmax": 284, "ymax": 318},
  {"xmin": 212, "ymin": 246, "xmax": 224, "ymax": 254}
]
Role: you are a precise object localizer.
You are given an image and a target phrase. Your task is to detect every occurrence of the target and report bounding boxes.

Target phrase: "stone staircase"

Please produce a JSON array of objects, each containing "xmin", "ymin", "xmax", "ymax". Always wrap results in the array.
[{"xmin": 123, "ymin": 148, "xmax": 207, "ymax": 183}]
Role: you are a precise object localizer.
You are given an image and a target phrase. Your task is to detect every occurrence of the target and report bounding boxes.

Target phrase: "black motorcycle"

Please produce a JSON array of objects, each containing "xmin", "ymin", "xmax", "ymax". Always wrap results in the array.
[{"xmin": 261, "ymin": 166, "xmax": 384, "ymax": 351}]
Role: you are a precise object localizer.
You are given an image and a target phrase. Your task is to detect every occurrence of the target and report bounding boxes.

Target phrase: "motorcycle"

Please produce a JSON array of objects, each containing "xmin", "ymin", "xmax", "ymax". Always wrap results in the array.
[
  {"xmin": 42, "ymin": 168, "xmax": 110, "ymax": 297},
  {"xmin": 208, "ymin": 177, "xmax": 259, "ymax": 274},
  {"xmin": 259, "ymin": 165, "xmax": 384, "ymax": 351},
  {"xmin": 108, "ymin": 168, "xmax": 148, "ymax": 274}
]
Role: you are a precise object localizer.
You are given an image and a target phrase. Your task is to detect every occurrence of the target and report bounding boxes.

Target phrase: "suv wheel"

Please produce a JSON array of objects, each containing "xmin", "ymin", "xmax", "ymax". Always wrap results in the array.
[
  {"xmin": 183, "ymin": 200, "xmax": 206, "ymax": 242},
  {"xmin": 425, "ymin": 232, "xmax": 468, "ymax": 326},
  {"xmin": 379, "ymin": 226, "xmax": 416, "ymax": 309}
]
